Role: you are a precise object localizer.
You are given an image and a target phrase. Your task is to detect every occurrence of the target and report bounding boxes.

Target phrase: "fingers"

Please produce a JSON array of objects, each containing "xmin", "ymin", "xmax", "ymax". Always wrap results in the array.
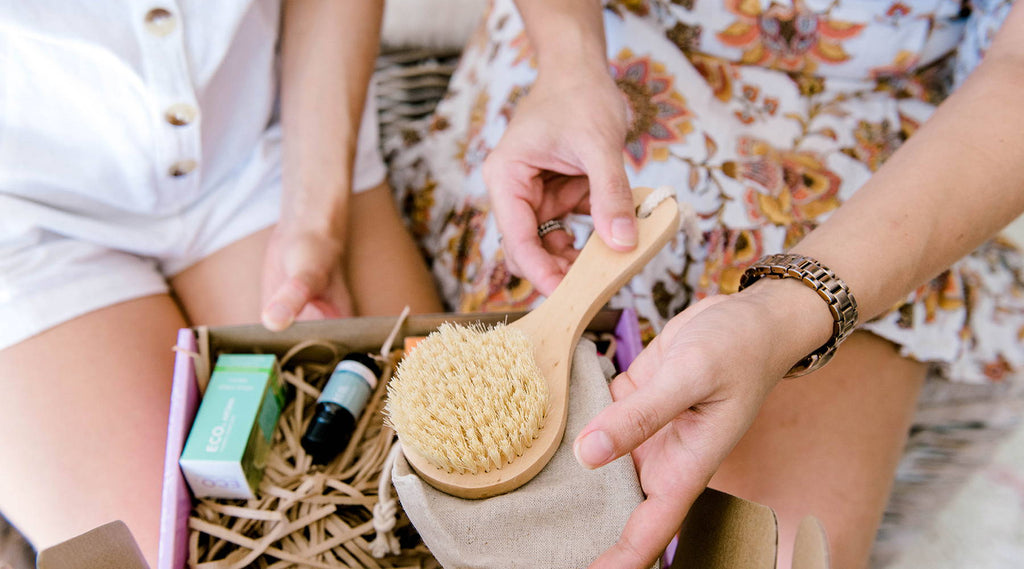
[
  {"xmin": 504, "ymin": 230, "xmax": 567, "ymax": 295},
  {"xmin": 261, "ymin": 274, "xmax": 315, "ymax": 331},
  {"xmin": 261, "ymin": 228, "xmax": 355, "ymax": 330},
  {"xmin": 588, "ymin": 494, "xmax": 693, "ymax": 569},
  {"xmin": 298, "ymin": 296, "xmax": 346, "ymax": 322},
  {"xmin": 485, "ymin": 160, "xmax": 567, "ymax": 295},
  {"xmin": 263, "ymin": 274, "xmax": 353, "ymax": 330},
  {"xmin": 582, "ymin": 152, "xmax": 636, "ymax": 251}
]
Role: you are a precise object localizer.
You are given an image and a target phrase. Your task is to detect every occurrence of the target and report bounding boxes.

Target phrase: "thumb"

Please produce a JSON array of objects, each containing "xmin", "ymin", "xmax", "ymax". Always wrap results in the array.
[{"xmin": 583, "ymin": 153, "xmax": 636, "ymax": 251}]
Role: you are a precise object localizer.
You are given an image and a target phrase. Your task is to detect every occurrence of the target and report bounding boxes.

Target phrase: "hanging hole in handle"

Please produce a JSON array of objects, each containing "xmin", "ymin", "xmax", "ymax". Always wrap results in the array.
[{"xmin": 636, "ymin": 186, "xmax": 676, "ymax": 219}]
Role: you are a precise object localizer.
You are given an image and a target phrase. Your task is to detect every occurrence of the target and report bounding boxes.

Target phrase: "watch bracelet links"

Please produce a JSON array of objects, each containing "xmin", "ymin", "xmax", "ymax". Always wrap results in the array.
[{"xmin": 738, "ymin": 253, "xmax": 860, "ymax": 378}]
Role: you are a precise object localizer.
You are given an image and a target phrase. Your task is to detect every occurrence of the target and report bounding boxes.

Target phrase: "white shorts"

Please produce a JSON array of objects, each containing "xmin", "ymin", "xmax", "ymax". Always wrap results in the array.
[{"xmin": 0, "ymin": 105, "xmax": 386, "ymax": 350}]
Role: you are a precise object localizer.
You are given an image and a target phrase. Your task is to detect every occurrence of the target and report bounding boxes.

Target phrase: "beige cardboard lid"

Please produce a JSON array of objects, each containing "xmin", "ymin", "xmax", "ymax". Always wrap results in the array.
[
  {"xmin": 36, "ymin": 521, "xmax": 149, "ymax": 569},
  {"xmin": 670, "ymin": 488, "xmax": 830, "ymax": 569},
  {"xmin": 792, "ymin": 516, "xmax": 831, "ymax": 569},
  {"xmin": 671, "ymin": 488, "xmax": 779, "ymax": 569}
]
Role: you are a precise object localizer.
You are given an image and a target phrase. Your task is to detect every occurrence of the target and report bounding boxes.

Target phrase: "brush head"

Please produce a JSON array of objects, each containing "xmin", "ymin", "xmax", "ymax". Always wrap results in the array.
[{"xmin": 385, "ymin": 322, "xmax": 549, "ymax": 475}]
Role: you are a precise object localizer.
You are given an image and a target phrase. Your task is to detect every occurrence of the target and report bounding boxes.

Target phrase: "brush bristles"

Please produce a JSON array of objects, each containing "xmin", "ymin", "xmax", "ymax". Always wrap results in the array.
[{"xmin": 385, "ymin": 322, "xmax": 549, "ymax": 474}]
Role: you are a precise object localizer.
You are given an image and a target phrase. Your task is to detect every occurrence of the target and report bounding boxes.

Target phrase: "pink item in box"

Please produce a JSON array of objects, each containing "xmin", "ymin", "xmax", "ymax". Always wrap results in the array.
[{"xmin": 158, "ymin": 329, "xmax": 201, "ymax": 569}]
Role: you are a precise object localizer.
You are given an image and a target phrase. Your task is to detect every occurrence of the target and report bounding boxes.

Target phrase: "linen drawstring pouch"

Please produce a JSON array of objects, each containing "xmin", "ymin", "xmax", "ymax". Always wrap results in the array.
[{"xmin": 391, "ymin": 339, "xmax": 650, "ymax": 568}]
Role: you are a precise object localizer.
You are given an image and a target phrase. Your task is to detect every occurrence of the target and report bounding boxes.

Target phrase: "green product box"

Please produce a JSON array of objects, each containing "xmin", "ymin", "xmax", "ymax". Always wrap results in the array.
[{"xmin": 179, "ymin": 353, "xmax": 285, "ymax": 499}]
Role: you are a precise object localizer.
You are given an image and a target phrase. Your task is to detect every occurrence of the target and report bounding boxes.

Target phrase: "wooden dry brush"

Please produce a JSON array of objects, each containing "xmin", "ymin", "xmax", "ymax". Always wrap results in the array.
[{"xmin": 186, "ymin": 339, "xmax": 439, "ymax": 569}]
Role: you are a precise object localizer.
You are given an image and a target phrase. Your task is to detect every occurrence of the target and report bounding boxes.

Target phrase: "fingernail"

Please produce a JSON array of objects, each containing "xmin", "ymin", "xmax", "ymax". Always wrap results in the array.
[
  {"xmin": 610, "ymin": 216, "xmax": 637, "ymax": 247},
  {"xmin": 574, "ymin": 430, "xmax": 614, "ymax": 469},
  {"xmin": 262, "ymin": 303, "xmax": 293, "ymax": 331}
]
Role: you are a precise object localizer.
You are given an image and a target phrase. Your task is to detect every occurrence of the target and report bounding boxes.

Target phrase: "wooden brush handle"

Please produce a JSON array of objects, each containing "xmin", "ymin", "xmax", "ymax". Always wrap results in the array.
[{"xmin": 533, "ymin": 187, "xmax": 680, "ymax": 339}]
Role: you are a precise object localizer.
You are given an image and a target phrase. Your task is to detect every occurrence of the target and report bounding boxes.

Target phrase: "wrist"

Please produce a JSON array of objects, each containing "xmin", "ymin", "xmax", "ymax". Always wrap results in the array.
[
  {"xmin": 523, "ymin": 3, "xmax": 607, "ymax": 76},
  {"xmin": 530, "ymin": 61, "xmax": 622, "ymax": 124},
  {"xmin": 735, "ymin": 277, "xmax": 836, "ymax": 376},
  {"xmin": 533, "ymin": 22, "xmax": 611, "ymax": 81},
  {"xmin": 738, "ymin": 253, "xmax": 860, "ymax": 377},
  {"xmin": 279, "ymin": 182, "xmax": 351, "ymax": 238},
  {"xmin": 274, "ymin": 214, "xmax": 347, "ymax": 253},
  {"xmin": 536, "ymin": 58, "xmax": 616, "ymax": 94},
  {"xmin": 281, "ymin": 137, "xmax": 356, "ymax": 235},
  {"xmin": 536, "ymin": 43, "xmax": 608, "ymax": 78}
]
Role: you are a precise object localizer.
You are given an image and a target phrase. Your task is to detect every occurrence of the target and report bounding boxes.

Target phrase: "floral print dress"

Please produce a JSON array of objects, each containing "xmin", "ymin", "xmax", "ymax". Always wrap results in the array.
[{"xmin": 387, "ymin": 0, "xmax": 1024, "ymax": 385}]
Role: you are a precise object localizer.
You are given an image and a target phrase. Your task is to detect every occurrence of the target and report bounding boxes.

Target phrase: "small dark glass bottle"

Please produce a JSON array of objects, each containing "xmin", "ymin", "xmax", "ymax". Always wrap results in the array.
[{"xmin": 301, "ymin": 352, "xmax": 382, "ymax": 465}]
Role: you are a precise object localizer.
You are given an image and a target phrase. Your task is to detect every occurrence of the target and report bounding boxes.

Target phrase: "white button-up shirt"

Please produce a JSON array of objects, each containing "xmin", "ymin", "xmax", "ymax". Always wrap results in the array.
[{"xmin": 0, "ymin": 0, "xmax": 383, "ymax": 223}]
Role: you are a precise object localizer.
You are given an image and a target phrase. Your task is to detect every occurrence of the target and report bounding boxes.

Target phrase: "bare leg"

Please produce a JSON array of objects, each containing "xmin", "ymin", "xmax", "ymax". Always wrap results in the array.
[
  {"xmin": 709, "ymin": 332, "xmax": 926, "ymax": 569},
  {"xmin": 0, "ymin": 295, "xmax": 185, "ymax": 566},
  {"xmin": 171, "ymin": 227, "xmax": 272, "ymax": 326},
  {"xmin": 343, "ymin": 183, "xmax": 443, "ymax": 316},
  {"xmin": 0, "ymin": 228, "xmax": 282, "ymax": 565}
]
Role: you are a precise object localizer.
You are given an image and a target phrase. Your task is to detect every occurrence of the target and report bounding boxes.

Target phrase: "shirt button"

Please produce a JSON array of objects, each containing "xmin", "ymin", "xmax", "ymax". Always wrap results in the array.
[
  {"xmin": 165, "ymin": 103, "xmax": 197, "ymax": 126},
  {"xmin": 145, "ymin": 7, "xmax": 177, "ymax": 37},
  {"xmin": 169, "ymin": 159, "xmax": 197, "ymax": 178}
]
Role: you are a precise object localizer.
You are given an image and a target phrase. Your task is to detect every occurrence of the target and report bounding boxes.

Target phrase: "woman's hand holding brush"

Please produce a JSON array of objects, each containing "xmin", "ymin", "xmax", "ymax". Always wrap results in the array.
[
  {"xmin": 579, "ymin": 279, "xmax": 834, "ymax": 569},
  {"xmin": 482, "ymin": 59, "xmax": 635, "ymax": 297}
]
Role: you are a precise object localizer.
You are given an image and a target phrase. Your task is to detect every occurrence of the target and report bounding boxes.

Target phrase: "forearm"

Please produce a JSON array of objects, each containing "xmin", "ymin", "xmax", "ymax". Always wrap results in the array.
[
  {"xmin": 280, "ymin": 0, "xmax": 384, "ymax": 236},
  {"xmin": 514, "ymin": 0, "xmax": 607, "ymax": 75},
  {"xmin": 792, "ymin": 6, "xmax": 1024, "ymax": 322}
]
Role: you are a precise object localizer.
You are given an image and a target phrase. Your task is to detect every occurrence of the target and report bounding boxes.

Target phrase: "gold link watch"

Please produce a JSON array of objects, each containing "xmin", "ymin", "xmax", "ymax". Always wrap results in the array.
[{"xmin": 738, "ymin": 253, "xmax": 859, "ymax": 378}]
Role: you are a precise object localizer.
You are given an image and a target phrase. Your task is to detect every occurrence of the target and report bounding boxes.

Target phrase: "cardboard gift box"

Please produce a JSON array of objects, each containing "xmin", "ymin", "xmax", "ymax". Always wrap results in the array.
[{"xmin": 36, "ymin": 310, "xmax": 829, "ymax": 569}]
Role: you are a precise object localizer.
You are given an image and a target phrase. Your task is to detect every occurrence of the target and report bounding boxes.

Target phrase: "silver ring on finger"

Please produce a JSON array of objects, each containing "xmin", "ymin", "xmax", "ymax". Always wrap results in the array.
[{"xmin": 537, "ymin": 218, "xmax": 571, "ymax": 239}]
